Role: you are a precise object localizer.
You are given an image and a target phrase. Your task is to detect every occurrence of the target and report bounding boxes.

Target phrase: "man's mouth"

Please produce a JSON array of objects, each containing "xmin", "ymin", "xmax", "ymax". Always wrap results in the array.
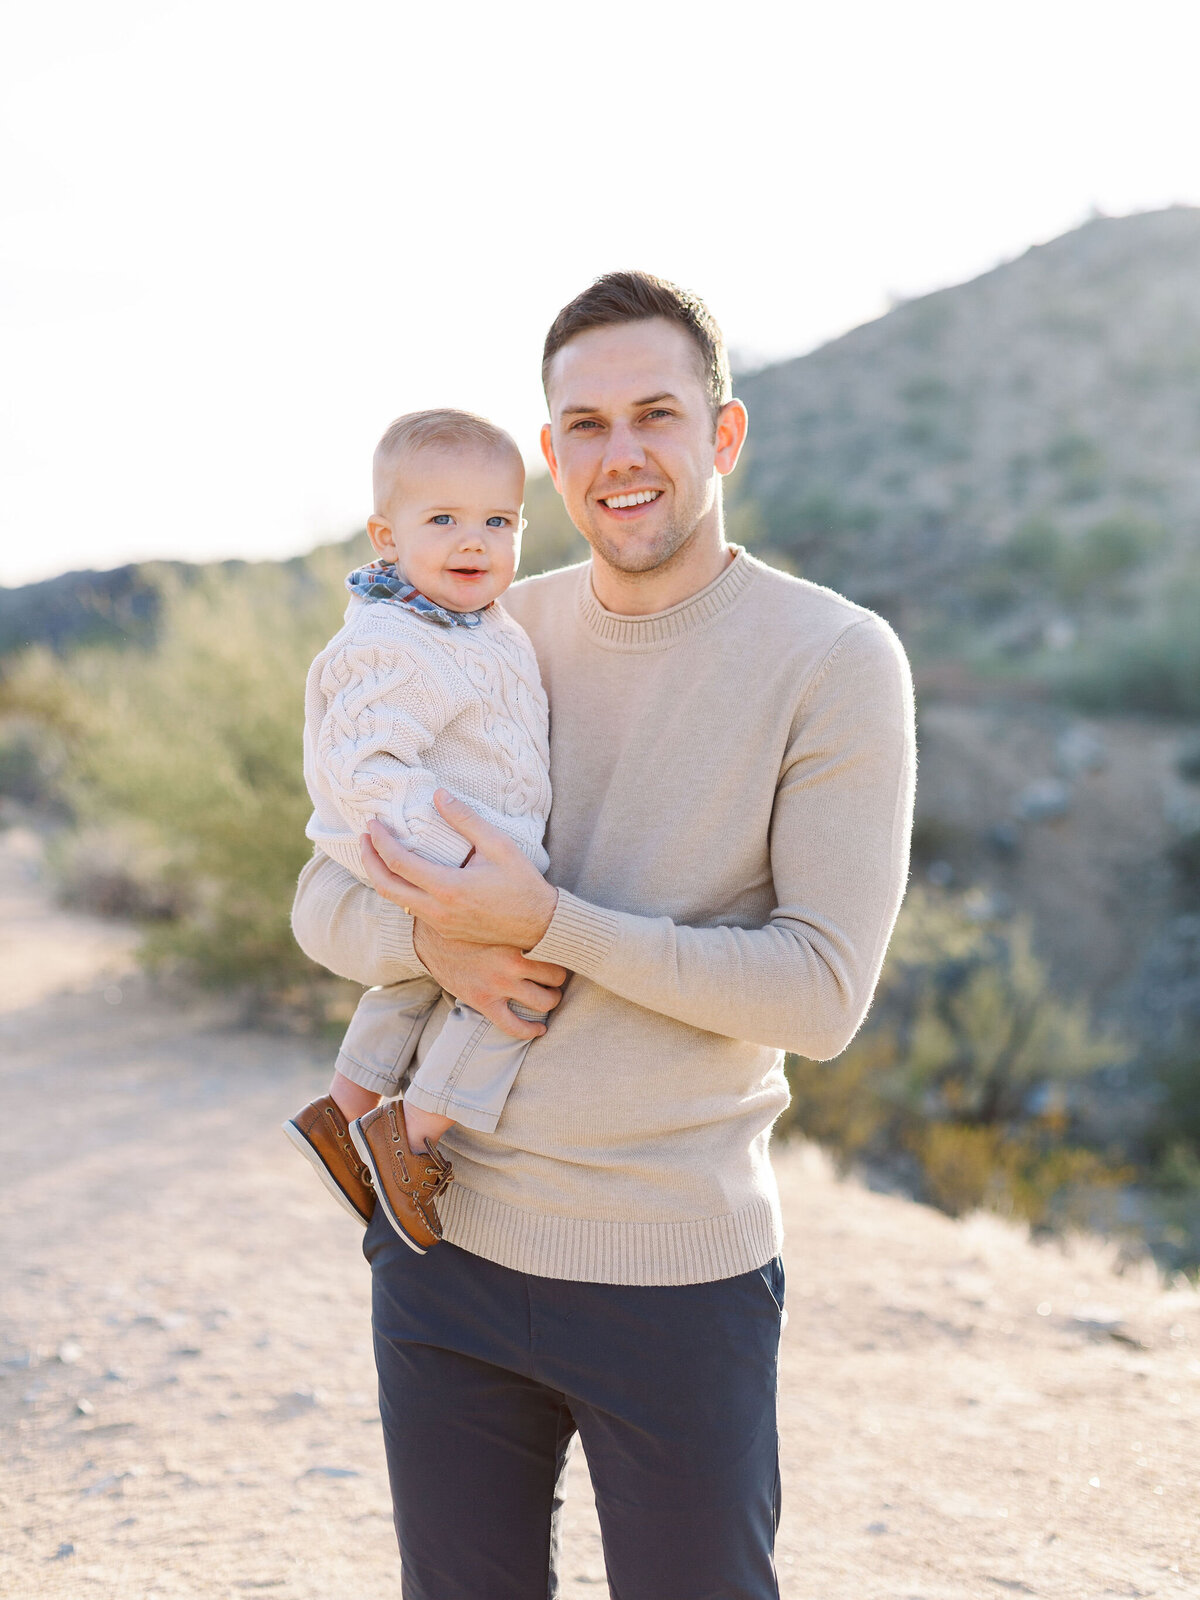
[{"xmin": 599, "ymin": 489, "xmax": 663, "ymax": 512}]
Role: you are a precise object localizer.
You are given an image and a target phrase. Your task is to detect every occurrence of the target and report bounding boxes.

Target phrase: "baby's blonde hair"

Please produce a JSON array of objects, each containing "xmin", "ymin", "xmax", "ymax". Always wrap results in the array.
[{"xmin": 372, "ymin": 408, "xmax": 523, "ymax": 513}]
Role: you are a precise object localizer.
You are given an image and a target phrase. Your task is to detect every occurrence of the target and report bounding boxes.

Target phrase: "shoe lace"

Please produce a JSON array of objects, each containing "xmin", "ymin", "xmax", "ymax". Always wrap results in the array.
[{"xmin": 420, "ymin": 1152, "xmax": 453, "ymax": 1199}]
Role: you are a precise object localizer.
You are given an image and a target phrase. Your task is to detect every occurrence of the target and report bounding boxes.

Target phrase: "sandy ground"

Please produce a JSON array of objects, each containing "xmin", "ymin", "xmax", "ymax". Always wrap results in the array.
[{"xmin": 2, "ymin": 826, "xmax": 1199, "ymax": 1600}]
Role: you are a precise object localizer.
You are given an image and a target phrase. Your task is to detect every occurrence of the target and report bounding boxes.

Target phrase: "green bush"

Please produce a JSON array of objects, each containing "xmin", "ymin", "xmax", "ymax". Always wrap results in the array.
[
  {"xmin": 995, "ymin": 512, "xmax": 1164, "ymax": 608},
  {"xmin": 1050, "ymin": 585, "xmax": 1200, "ymax": 716},
  {"xmin": 1006, "ymin": 516, "xmax": 1065, "ymax": 576},
  {"xmin": 784, "ymin": 887, "xmax": 1128, "ymax": 1228},
  {"xmin": 1168, "ymin": 831, "xmax": 1200, "ymax": 908},
  {"xmin": 0, "ymin": 716, "xmax": 66, "ymax": 808},
  {"xmin": 1057, "ymin": 513, "xmax": 1165, "ymax": 601},
  {"xmin": 2, "ymin": 551, "xmax": 353, "ymax": 988},
  {"xmin": 1045, "ymin": 431, "xmax": 1105, "ymax": 502}
]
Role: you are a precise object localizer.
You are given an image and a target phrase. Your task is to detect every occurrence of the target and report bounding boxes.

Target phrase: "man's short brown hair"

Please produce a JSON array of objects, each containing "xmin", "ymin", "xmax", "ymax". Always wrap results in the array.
[
  {"xmin": 372, "ymin": 408, "xmax": 522, "ymax": 512},
  {"xmin": 541, "ymin": 271, "xmax": 732, "ymax": 419}
]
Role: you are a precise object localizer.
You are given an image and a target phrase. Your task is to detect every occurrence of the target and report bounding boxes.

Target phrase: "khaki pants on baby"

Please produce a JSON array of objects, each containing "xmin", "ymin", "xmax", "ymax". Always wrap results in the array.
[{"xmin": 333, "ymin": 978, "xmax": 546, "ymax": 1134}]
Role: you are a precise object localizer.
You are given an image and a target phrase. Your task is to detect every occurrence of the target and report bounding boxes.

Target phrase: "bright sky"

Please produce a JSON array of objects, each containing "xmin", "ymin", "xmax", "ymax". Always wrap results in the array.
[{"xmin": 3, "ymin": 0, "xmax": 1199, "ymax": 586}]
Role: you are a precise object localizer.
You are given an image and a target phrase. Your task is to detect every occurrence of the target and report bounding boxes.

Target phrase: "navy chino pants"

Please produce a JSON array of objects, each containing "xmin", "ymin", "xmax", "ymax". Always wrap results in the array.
[{"xmin": 364, "ymin": 1212, "xmax": 784, "ymax": 1599}]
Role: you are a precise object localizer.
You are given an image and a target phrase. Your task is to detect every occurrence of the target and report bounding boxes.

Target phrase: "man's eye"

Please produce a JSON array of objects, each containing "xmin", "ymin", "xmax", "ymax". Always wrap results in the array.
[
  {"xmin": 485, "ymin": 516, "xmax": 509, "ymax": 528},
  {"xmin": 645, "ymin": 409, "xmax": 672, "ymax": 420},
  {"xmin": 570, "ymin": 419, "xmax": 600, "ymax": 431},
  {"xmin": 431, "ymin": 514, "xmax": 453, "ymax": 525}
]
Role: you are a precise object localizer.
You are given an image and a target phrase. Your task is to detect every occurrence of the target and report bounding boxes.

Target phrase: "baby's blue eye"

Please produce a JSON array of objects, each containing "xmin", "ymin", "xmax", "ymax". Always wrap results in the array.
[
  {"xmin": 431, "ymin": 514, "xmax": 452, "ymax": 525},
  {"xmin": 486, "ymin": 516, "xmax": 508, "ymax": 528}
]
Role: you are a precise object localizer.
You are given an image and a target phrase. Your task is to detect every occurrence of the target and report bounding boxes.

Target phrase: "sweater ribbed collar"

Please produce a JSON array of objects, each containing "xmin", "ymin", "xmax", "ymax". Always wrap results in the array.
[{"xmin": 576, "ymin": 546, "xmax": 757, "ymax": 650}]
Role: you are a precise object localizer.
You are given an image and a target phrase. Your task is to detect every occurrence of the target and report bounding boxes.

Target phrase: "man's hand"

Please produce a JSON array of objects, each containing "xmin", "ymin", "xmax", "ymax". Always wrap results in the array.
[
  {"xmin": 413, "ymin": 922, "xmax": 566, "ymax": 1040},
  {"xmin": 361, "ymin": 792, "xmax": 559, "ymax": 948}
]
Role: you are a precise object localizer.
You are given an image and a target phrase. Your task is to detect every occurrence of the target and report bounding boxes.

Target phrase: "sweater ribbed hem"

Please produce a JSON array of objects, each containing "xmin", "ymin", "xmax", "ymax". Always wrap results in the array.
[
  {"xmin": 576, "ymin": 547, "xmax": 757, "ymax": 650},
  {"xmin": 439, "ymin": 1184, "xmax": 783, "ymax": 1286},
  {"xmin": 526, "ymin": 889, "xmax": 621, "ymax": 973}
]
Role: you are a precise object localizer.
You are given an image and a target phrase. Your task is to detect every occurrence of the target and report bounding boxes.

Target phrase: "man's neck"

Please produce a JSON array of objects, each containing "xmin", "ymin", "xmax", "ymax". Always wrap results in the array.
[{"xmin": 589, "ymin": 532, "xmax": 736, "ymax": 618}]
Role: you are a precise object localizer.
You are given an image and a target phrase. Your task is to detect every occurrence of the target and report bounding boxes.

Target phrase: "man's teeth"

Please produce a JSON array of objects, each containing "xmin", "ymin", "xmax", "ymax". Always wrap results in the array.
[{"xmin": 604, "ymin": 490, "xmax": 661, "ymax": 509}]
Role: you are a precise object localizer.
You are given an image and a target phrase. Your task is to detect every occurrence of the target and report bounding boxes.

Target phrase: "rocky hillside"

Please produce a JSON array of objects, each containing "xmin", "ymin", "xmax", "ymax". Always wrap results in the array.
[{"xmin": 731, "ymin": 206, "xmax": 1200, "ymax": 661}]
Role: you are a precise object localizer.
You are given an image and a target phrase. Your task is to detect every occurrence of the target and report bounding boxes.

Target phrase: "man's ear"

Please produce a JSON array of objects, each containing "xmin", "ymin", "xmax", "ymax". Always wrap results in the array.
[
  {"xmin": 367, "ymin": 515, "xmax": 397, "ymax": 559},
  {"xmin": 539, "ymin": 422, "xmax": 562, "ymax": 493},
  {"xmin": 714, "ymin": 399, "xmax": 748, "ymax": 479}
]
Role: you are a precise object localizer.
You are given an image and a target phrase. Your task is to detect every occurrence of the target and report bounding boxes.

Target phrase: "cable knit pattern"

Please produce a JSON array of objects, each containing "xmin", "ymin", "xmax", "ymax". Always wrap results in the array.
[{"xmin": 304, "ymin": 593, "xmax": 551, "ymax": 882}]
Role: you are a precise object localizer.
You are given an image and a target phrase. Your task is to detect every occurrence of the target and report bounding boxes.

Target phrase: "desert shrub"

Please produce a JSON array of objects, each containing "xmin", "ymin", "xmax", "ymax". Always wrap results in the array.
[
  {"xmin": 899, "ymin": 374, "xmax": 953, "ymax": 406},
  {"xmin": 1056, "ymin": 514, "xmax": 1165, "ymax": 601},
  {"xmin": 1006, "ymin": 516, "xmax": 1066, "ymax": 576},
  {"xmin": 1045, "ymin": 431, "xmax": 1105, "ymax": 502},
  {"xmin": 994, "ymin": 513, "xmax": 1163, "ymax": 610},
  {"xmin": 2, "ymin": 550, "xmax": 353, "ymax": 988},
  {"xmin": 910, "ymin": 1123, "xmax": 1128, "ymax": 1227},
  {"xmin": 784, "ymin": 887, "xmax": 1128, "ymax": 1228},
  {"xmin": 0, "ymin": 716, "xmax": 67, "ymax": 809},
  {"xmin": 1153, "ymin": 1055, "xmax": 1200, "ymax": 1156},
  {"xmin": 1050, "ymin": 586, "xmax": 1200, "ymax": 716},
  {"xmin": 46, "ymin": 821, "xmax": 187, "ymax": 921},
  {"xmin": 1167, "ymin": 832, "xmax": 1200, "ymax": 909}
]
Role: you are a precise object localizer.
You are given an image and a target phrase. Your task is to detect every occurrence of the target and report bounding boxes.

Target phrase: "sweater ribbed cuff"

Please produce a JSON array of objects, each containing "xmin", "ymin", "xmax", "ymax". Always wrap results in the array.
[
  {"xmin": 526, "ymin": 889, "xmax": 621, "ymax": 975},
  {"xmin": 376, "ymin": 903, "xmax": 422, "ymax": 975},
  {"xmin": 408, "ymin": 813, "xmax": 475, "ymax": 867}
]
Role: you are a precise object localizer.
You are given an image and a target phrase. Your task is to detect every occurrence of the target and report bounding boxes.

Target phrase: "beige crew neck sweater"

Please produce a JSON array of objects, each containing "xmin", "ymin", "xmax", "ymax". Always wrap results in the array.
[{"xmin": 291, "ymin": 549, "xmax": 916, "ymax": 1285}]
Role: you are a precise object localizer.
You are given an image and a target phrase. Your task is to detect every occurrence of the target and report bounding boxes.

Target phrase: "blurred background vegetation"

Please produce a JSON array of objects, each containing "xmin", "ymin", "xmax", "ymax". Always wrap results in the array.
[{"xmin": 3, "ymin": 207, "xmax": 1200, "ymax": 1270}]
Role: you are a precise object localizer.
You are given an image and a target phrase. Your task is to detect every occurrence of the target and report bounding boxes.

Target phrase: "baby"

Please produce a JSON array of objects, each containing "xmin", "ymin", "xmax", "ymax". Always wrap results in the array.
[{"xmin": 284, "ymin": 409, "xmax": 552, "ymax": 1251}]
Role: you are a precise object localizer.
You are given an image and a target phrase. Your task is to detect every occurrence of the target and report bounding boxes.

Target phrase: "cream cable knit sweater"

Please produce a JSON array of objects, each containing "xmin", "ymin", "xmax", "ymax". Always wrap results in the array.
[
  {"xmin": 292, "ymin": 551, "xmax": 916, "ymax": 1286},
  {"xmin": 303, "ymin": 593, "xmax": 551, "ymax": 883}
]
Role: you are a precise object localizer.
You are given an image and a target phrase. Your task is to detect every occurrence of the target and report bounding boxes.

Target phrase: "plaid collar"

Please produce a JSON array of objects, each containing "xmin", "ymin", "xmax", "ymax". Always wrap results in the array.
[{"xmin": 345, "ymin": 559, "xmax": 491, "ymax": 629}]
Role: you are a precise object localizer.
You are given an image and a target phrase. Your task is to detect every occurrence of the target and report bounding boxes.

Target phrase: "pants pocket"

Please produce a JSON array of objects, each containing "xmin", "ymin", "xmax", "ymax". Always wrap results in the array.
[{"xmin": 757, "ymin": 1255, "xmax": 787, "ymax": 1324}]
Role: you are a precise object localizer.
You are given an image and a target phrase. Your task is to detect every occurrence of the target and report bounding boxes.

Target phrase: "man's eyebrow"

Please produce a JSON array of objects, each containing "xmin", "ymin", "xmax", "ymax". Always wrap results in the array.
[{"xmin": 559, "ymin": 392, "xmax": 680, "ymax": 416}]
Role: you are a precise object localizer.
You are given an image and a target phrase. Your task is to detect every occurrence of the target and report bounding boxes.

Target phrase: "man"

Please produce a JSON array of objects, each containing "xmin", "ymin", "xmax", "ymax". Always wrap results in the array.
[{"xmin": 291, "ymin": 272, "xmax": 916, "ymax": 1598}]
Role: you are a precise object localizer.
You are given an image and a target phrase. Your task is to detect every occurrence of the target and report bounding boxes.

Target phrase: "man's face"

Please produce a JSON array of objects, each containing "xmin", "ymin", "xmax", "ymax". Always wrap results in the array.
[{"xmin": 541, "ymin": 318, "xmax": 741, "ymax": 577}]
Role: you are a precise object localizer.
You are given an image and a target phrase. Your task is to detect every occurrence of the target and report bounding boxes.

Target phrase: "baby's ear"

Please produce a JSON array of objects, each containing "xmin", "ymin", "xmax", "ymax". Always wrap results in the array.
[{"xmin": 366, "ymin": 515, "xmax": 396, "ymax": 559}]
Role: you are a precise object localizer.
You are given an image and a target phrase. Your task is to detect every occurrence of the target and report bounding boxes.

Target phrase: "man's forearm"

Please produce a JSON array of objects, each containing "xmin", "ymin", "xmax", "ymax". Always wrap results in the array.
[
  {"xmin": 291, "ymin": 851, "xmax": 426, "ymax": 986},
  {"xmin": 529, "ymin": 892, "xmax": 893, "ymax": 1061}
]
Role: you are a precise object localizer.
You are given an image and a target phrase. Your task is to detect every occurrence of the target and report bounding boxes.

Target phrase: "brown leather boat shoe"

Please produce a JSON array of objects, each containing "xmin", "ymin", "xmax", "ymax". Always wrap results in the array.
[
  {"xmin": 350, "ymin": 1101, "xmax": 453, "ymax": 1253},
  {"xmin": 283, "ymin": 1096, "xmax": 376, "ymax": 1225}
]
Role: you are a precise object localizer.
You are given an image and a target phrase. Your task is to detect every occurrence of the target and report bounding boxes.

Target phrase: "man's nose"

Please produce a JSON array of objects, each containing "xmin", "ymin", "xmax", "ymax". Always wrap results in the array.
[{"xmin": 601, "ymin": 422, "xmax": 646, "ymax": 476}]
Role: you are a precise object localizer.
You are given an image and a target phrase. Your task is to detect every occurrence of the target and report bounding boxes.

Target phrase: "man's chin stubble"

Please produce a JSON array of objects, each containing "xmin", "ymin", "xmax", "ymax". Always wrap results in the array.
[{"xmin": 585, "ymin": 517, "xmax": 699, "ymax": 578}]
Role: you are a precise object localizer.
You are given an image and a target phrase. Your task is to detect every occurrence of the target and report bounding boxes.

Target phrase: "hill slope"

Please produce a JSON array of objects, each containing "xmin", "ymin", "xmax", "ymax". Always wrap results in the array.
[{"xmin": 733, "ymin": 206, "xmax": 1200, "ymax": 652}]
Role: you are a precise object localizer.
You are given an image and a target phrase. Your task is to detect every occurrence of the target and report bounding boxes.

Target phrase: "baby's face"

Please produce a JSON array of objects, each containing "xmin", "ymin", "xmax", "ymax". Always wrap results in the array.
[{"xmin": 369, "ymin": 446, "xmax": 525, "ymax": 612}]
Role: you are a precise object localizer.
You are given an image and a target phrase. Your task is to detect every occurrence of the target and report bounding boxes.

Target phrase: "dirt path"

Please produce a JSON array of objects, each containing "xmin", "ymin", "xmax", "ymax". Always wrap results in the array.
[{"xmin": 1, "ymin": 825, "xmax": 1198, "ymax": 1599}]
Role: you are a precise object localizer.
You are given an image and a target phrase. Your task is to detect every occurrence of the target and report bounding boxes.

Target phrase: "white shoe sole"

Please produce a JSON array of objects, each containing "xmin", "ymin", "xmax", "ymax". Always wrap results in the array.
[
  {"xmin": 281, "ymin": 1117, "xmax": 372, "ymax": 1227},
  {"xmin": 349, "ymin": 1117, "xmax": 428, "ymax": 1255}
]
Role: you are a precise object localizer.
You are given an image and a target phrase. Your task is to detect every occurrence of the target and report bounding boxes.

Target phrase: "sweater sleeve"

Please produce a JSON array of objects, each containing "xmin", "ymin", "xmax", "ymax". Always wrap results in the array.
[
  {"xmin": 291, "ymin": 851, "xmax": 428, "ymax": 985},
  {"xmin": 309, "ymin": 639, "xmax": 476, "ymax": 868},
  {"xmin": 526, "ymin": 618, "xmax": 916, "ymax": 1061}
]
